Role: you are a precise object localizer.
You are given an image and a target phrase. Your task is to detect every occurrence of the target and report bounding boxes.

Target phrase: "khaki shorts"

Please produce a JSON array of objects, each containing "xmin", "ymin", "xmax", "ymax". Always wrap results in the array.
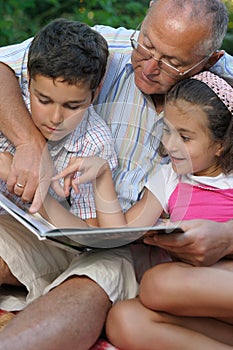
[{"xmin": 0, "ymin": 215, "xmax": 138, "ymax": 311}]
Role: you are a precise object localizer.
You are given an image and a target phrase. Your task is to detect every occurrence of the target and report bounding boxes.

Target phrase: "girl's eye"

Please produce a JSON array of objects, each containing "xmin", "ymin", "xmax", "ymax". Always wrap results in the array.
[
  {"xmin": 163, "ymin": 126, "xmax": 170, "ymax": 134},
  {"xmin": 181, "ymin": 135, "xmax": 190, "ymax": 142}
]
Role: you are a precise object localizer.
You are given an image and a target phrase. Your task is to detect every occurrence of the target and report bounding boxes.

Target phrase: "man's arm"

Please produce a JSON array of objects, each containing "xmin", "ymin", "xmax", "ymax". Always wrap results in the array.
[
  {"xmin": 0, "ymin": 63, "xmax": 53, "ymax": 212},
  {"xmin": 143, "ymin": 219, "xmax": 233, "ymax": 266}
]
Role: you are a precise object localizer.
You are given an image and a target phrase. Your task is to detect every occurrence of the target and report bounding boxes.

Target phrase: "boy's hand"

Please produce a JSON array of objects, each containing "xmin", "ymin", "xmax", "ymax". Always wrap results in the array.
[{"xmin": 52, "ymin": 156, "xmax": 109, "ymax": 195}]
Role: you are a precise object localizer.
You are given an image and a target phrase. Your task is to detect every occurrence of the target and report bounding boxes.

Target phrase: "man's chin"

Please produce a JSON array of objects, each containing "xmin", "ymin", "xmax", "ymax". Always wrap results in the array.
[{"xmin": 135, "ymin": 77, "xmax": 166, "ymax": 95}]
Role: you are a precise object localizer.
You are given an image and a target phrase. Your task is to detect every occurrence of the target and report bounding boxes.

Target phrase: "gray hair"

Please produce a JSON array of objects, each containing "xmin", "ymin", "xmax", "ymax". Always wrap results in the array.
[{"xmin": 150, "ymin": 0, "xmax": 229, "ymax": 54}]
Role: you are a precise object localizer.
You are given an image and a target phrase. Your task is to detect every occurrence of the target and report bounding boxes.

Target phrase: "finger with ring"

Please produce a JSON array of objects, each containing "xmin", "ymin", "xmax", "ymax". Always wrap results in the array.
[{"xmin": 16, "ymin": 183, "xmax": 25, "ymax": 189}]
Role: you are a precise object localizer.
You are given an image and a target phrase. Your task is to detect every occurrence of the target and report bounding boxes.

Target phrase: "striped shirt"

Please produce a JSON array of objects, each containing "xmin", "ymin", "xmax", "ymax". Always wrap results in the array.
[
  {"xmin": 0, "ymin": 106, "xmax": 117, "ymax": 219},
  {"xmin": 0, "ymin": 25, "xmax": 233, "ymax": 211}
]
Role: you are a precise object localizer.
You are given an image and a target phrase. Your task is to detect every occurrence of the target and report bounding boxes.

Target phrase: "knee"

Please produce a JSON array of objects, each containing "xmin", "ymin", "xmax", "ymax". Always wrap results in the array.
[
  {"xmin": 139, "ymin": 262, "xmax": 186, "ymax": 310},
  {"xmin": 106, "ymin": 299, "xmax": 144, "ymax": 349},
  {"xmin": 0, "ymin": 257, "xmax": 21, "ymax": 286}
]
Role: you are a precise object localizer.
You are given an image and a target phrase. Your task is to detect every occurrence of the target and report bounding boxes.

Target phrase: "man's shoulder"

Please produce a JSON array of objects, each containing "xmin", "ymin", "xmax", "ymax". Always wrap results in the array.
[
  {"xmin": 93, "ymin": 24, "xmax": 134, "ymax": 51},
  {"xmin": 0, "ymin": 37, "xmax": 33, "ymax": 57},
  {"xmin": 211, "ymin": 51, "xmax": 233, "ymax": 80}
]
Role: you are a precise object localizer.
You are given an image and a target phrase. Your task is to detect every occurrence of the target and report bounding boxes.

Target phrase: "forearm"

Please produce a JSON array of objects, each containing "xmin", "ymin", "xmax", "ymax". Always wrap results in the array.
[
  {"xmin": 0, "ymin": 63, "xmax": 44, "ymax": 147},
  {"xmin": 39, "ymin": 194, "xmax": 88, "ymax": 228},
  {"xmin": 94, "ymin": 165, "xmax": 127, "ymax": 227}
]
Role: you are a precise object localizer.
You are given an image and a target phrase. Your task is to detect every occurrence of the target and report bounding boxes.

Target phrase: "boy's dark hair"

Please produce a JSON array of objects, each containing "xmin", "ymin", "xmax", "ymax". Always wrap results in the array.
[
  {"xmin": 163, "ymin": 78, "xmax": 233, "ymax": 174},
  {"xmin": 28, "ymin": 18, "xmax": 109, "ymax": 91}
]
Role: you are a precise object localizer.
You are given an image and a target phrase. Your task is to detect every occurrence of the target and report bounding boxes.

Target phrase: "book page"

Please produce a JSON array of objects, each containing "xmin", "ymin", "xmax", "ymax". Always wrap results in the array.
[{"xmin": 0, "ymin": 192, "xmax": 55, "ymax": 238}]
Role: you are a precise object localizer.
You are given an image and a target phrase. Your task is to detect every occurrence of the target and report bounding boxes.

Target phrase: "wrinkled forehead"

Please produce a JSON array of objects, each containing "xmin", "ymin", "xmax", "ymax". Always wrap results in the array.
[{"xmin": 143, "ymin": 1, "xmax": 210, "ymax": 53}]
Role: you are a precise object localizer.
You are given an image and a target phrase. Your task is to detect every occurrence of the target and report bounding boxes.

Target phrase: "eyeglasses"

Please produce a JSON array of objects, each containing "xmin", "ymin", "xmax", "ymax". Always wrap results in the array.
[{"xmin": 130, "ymin": 28, "xmax": 211, "ymax": 79}]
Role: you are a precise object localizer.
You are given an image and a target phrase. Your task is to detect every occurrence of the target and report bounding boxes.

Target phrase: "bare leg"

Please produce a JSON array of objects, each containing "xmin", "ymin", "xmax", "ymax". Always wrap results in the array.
[
  {"xmin": 0, "ymin": 276, "xmax": 111, "ymax": 350},
  {"xmin": 106, "ymin": 298, "xmax": 233, "ymax": 350},
  {"xmin": 140, "ymin": 260, "xmax": 233, "ymax": 320},
  {"xmin": 0, "ymin": 257, "xmax": 21, "ymax": 286}
]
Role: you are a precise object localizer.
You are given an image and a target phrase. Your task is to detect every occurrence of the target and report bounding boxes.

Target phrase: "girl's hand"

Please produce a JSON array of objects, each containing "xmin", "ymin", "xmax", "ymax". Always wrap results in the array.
[{"xmin": 52, "ymin": 156, "xmax": 109, "ymax": 195}]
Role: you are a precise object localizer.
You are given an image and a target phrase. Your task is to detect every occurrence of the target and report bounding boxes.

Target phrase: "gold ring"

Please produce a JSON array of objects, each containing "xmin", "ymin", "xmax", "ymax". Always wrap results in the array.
[{"xmin": 16, "ymin": 183, "xmax": 25, "ymax": 189}]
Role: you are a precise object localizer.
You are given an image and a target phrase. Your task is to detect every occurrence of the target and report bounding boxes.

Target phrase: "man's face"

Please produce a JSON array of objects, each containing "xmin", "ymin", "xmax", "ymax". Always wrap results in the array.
[
  {"xmin": 131, "ymin": 1, "xmax": 210, "ymax": 95},
  {"xmin": 29, "ymin": 75, "xmax": 93, "ymax": 141}
]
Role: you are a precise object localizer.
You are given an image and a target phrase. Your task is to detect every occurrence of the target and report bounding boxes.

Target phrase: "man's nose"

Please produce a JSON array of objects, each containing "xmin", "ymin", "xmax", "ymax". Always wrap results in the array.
[{"xmin": 143, "ymin": 57, "xmax": 162, "ymax": 75}]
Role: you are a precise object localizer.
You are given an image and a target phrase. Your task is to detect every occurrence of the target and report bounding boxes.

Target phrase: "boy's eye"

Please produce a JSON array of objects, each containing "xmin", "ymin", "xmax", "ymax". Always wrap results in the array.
[
  {"xmin": 39, "ymin": 99, "xmax": 50, "ymax": 105},
  {"xmin": 66, "ymin": 105, "xmax": 81, "ymax": 110}
]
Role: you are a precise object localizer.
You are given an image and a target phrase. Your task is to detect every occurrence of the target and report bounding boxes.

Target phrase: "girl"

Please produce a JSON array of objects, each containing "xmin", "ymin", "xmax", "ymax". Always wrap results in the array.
[
  {"xmin": 56, "ymin": 70, "xmax": 233, "ymax": 349},
  {"xmin": 57, "ymin": 70, "xmax": 233, "ymax": 228}
]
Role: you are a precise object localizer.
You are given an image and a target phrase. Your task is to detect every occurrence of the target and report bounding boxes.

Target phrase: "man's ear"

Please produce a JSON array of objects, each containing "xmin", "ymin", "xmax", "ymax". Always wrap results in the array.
[
  {"xmin": 203, "ymin": 50, "xmax": 225, "ymax": 69},
  {"xmin": 27, "ymin": 70, "xmax": 31, "ymax": 85}
]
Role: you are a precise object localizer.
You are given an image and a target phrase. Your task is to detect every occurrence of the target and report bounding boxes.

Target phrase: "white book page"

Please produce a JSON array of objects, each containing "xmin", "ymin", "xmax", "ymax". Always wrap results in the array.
[{"xmin": 0, "ymin": 192, "xmax": 55, "ymax": 238}]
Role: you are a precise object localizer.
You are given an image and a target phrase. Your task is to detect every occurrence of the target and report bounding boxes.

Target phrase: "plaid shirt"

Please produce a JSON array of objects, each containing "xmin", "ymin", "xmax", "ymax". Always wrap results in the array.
[{"xmin": 0, "ymin": 26, "xmax": 233, "ymax": 211}]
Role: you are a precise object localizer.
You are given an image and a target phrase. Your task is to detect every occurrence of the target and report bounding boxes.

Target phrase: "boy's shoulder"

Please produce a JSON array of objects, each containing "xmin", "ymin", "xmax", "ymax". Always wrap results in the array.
[
  {"xmin": 66, "ymin": 105, "xmax": 114, "ymax": 150},
  {"xmin": 85, "ymin": 105, "xmax": 112, "ymax": 134}
]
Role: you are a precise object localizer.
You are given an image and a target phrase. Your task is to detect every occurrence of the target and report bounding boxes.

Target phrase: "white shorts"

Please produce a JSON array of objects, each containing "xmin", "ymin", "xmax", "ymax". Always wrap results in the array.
[{"xmin": 0, "ymin": 215, "xmax": 138, "ymax": 311}]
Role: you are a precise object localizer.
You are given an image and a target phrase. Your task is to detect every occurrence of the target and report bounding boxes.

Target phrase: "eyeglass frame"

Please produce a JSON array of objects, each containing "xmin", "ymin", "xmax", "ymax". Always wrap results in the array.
[{"xmin": 130, "ymin": 26, "xmax": 212, "ymax": 78}]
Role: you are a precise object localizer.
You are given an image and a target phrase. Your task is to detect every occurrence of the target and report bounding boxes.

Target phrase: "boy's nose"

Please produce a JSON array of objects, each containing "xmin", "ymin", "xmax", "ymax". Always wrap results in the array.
[{"xmin": 50, "ymin": 105, "xmax": 64, "ymax": 124}]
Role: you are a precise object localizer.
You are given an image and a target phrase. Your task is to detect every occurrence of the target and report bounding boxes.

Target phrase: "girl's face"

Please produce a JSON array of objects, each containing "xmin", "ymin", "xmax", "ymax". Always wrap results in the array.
[
  {"xmin": 29, "ymin": 75, "xmax": 93, "ymax": 142},
  {"xmin": 163, "ymin": 100, "xmax": 222, "ymax": 176}
]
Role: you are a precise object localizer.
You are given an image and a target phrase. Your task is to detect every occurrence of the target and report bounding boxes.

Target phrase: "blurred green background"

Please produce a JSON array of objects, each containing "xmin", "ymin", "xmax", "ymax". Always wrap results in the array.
[{"xmin": 0, "ymin": 0, "xmax": 233, "ymax": 54}]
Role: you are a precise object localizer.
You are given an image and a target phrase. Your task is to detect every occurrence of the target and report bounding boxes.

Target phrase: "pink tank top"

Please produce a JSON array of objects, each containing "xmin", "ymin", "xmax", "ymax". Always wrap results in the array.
[{"xmin": 168, "ymin": 182, "xmax": 233, "ymax": 222}]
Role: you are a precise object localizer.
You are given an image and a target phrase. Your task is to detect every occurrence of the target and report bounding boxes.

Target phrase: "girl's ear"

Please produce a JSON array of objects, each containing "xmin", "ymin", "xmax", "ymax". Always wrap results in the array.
[{"xmin": 215, "ymin": 143, "xmax": 224, "ymax": 157}]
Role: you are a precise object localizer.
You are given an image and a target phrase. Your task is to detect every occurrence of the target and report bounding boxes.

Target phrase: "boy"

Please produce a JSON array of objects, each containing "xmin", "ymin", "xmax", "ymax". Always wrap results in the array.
[
  {"xmin": 0, "ymin": 18, "xmax": 117, "ymax": 222},
  {"xmin": 0, "ymin": 18, "xmax": 119, "ymax": 310}
]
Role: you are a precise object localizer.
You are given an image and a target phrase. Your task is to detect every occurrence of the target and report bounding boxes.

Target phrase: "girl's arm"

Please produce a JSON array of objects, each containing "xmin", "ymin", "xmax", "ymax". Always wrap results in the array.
[
  {"xmin": 54, "ymin": 156, "xmax": 163, "ymax": 228},
  {"xmin": 39, "ymin": 193, "xmax": 90, "ymax": 228}
]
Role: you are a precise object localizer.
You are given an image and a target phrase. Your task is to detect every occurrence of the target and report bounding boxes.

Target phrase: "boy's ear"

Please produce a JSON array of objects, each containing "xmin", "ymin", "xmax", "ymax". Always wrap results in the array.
[
  {"xmin": 92, "ymin": 84, "xmax": 101, "ymax": 102},
  {"xmin": 203, "ymin": 50, "xmax": 225, "ymax": 69}
]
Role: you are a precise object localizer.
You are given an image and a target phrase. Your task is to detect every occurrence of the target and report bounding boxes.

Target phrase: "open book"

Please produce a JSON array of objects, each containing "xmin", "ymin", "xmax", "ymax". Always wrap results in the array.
[{"xmin": 0, "ymin": 191, "xmax": 183, "ymax": 253}]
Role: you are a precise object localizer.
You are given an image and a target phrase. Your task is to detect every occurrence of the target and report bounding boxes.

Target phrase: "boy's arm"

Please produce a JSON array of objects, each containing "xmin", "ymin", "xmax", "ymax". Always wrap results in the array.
[{"xmin": 0, "ymin": 63, "xmax": 53, "ymax": 213}]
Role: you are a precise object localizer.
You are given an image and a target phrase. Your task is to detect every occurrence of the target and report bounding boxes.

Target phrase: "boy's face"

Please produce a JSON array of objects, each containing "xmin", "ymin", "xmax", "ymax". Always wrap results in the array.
[{"xmin": 29, "ymin": 75, "xmax": 93, "ymax": 141}]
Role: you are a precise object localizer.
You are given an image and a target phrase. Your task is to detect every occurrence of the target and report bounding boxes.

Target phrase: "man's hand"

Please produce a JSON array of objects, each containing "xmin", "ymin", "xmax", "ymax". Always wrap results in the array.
[
  {"xmin": 0, "ymin": 152, "xmax": 13, "ymax": 182},
  {"xmin": 6, "ymin": 141, "xmax": 54, "ymax": 213},
  {"xmin": 144, "ymin": 219, "xmax": 233, "ymax": 266}
]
